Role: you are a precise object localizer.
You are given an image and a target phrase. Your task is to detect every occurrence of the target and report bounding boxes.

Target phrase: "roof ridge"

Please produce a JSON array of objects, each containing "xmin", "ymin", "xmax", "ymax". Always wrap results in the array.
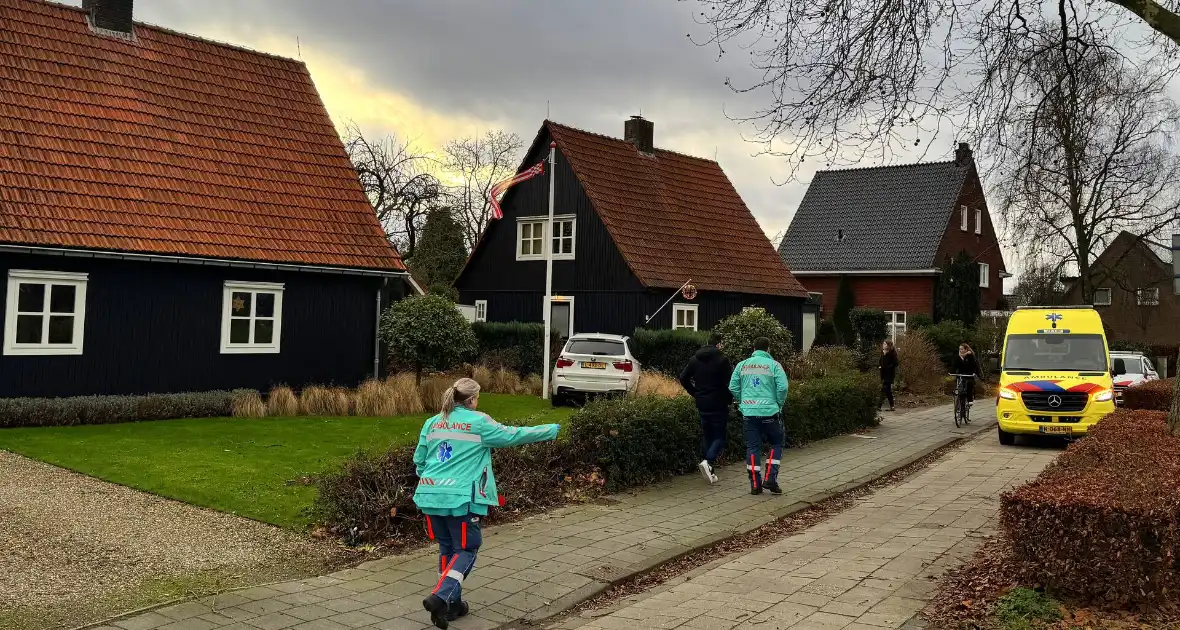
[
  {"xmin": 41, "ymin": 0, "xmax": 308, "ymax": 66},
  {"xmin": 814, "ymin": 159, "xmax": 961, "ymax": 176},
  {"xmin": 544, "ymin": 119, "xmax": 722, "ymax": 166}
]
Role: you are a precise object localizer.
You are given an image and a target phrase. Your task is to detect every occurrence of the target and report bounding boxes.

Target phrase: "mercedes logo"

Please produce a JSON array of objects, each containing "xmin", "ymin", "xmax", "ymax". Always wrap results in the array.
[{"xmin": 1048, "ymin": 395, "xmax": 1063, "ymax": 408}]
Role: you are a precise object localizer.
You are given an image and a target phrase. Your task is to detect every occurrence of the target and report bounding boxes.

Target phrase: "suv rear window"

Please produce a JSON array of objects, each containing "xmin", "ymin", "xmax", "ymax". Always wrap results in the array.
[{"xmin": 566, "ymin": 339, "xmax": 626, "ymax": 356}]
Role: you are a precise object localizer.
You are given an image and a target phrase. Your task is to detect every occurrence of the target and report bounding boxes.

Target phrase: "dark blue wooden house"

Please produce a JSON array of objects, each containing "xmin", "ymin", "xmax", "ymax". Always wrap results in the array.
[
  {"xmin": 454, "ymin": 117, "xmax": 809, "ymax": 341},
  {"xmin": 0, "ymin": 0, "xmax": 411, "ymax": 397}
]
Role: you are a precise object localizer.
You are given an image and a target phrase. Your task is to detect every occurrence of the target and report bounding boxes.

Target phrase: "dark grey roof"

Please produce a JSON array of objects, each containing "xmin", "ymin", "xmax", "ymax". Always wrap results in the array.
[{"xmin": 778, "ymin": 161, "xmax": 970, "ymax": 271}]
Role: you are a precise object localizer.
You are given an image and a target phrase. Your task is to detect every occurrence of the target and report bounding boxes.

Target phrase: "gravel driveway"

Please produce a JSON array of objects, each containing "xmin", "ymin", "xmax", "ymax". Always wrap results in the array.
[{"xmin": 0, "ymin": 451, "xmax": 354, "ymax": 630}]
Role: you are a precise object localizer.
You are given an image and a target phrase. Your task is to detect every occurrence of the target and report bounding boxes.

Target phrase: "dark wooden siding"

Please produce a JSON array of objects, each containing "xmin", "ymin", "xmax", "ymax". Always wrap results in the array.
[{"xmin": 0, "ymin": 252, "xmax": 395, "ymax": 397}]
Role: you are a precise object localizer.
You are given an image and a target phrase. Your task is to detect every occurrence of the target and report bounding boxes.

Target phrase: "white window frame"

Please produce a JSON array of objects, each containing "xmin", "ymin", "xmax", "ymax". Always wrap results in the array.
[
  {"xmin": 1093, "ymin": 288, "xmax": 1113, "ymax": 306},
  {"xmin": 516, "ymin": 215, "xmax": 576, "ymax": 261},
  {"xmin": 220, "ymin": 281, "xmax": 284, "ymax": 354},
  {"xmin": 3, "ymin": 270, "xmax": 88, "ymax": 356},
  {"xmin": 1137, "ymin": 287, "xmax": 1160, "ymax": 306},
  {"xmin": 474, "ymin": 300, "xmax": 488, "ymax": 323},
  {"xmin": 979, "ymin": 262, "xmax": 990, "ymax": 288},
  {"xmin": 885, "ymin": 311, "xmax": 906, "ymax": 341},
  {"xmin": 672, "ymin": 303, "xmax": 699, "ymax": 331},
  {"xmin": 960, "ymin": 205, "xmax": 969, "ymax": 231},
  {"xmin": 974, "ymin": 208, "xmax": 982, "ymax": 235}
]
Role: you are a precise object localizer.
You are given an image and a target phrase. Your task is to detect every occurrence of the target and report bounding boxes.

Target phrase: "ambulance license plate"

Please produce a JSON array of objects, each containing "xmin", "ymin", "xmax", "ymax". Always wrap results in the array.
[{"xmin": 1040, "ymin": 425, "xmax": 1072, "ymax": 435}]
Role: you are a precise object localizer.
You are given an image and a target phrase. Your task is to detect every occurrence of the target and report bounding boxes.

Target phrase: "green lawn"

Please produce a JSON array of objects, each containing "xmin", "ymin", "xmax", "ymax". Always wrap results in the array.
[{"xmin": 0, "ymin": 394, "xmax": 571, "ymax": 530}]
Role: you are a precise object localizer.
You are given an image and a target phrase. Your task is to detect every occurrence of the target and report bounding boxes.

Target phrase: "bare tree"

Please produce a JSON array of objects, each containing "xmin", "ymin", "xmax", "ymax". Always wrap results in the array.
[
  {"xmin": 992, "ymin": 41, "xmax": 1180, "ymax": 303},
  {"xmin": 343, "ymin": 122, "xmax": 441, "ymax": 257},
  {"xmin": 442, "ymin": 130, "xmax": 524, "ymax": 250},
  {"xmin": 687, "ymin": 0, "xmax": 1180, "ymax": 174},
  {"xmin": 1012, "ymin": 263, "xmax": 1068, "ymax": 307}
]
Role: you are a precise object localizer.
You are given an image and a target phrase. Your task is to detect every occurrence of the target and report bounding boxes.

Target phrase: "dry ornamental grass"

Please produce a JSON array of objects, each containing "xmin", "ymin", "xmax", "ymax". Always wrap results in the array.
[
  {"xmin": 230, "ymin": 390, "xmax": 266, "ymax": 418},
  {"xmin": 636, "ymin": 372, "xmax": 686, "ymax": 398},
  {"xmin": 267, "ymin": 385, "xmax": 299, "ymax": 417}
]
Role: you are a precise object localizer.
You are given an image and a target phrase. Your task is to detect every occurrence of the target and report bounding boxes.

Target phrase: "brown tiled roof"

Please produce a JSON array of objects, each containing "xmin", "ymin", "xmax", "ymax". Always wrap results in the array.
[
  {"xmin": 545, "ymin": 121, "xmax": 807, "ymax": 297},
  {"xmin": 0, "ymin": 0, "xmax": 403, "ymax": 271}
]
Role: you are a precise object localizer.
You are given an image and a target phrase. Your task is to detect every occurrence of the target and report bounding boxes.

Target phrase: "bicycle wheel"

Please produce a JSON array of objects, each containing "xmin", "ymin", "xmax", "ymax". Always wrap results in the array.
[{"xmin": 954, "ymin": 397, "xmax": 963, "ymax": 428}]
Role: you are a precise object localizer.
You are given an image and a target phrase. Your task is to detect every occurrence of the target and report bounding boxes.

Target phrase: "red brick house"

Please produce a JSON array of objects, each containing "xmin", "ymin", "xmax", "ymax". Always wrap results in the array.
[{"xmin": 777, "ymin": 144, "xmax": 1009, "ymax": 338}]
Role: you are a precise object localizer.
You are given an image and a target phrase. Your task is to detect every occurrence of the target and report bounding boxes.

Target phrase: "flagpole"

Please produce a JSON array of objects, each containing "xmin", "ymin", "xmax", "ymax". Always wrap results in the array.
[{"xmin": 542, "ymin": 141, "xmax": 557, "ymax": 400}]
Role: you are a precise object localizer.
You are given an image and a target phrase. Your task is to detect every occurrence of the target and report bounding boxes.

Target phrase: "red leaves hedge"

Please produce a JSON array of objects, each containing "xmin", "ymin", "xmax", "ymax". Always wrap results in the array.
[
  {"xmin": 1000, "ymin": 410, "xmax": 1180, "ymax": 606},
  {"xmin": 1122, "ymin": 378, "xmax": 1175, "ymax": 411}
]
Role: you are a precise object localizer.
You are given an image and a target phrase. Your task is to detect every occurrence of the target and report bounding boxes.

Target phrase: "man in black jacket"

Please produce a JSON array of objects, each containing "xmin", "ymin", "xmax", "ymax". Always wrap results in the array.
[{"xmin": 679, "ymin": 332, "xmax": 733, "ymax": 484}]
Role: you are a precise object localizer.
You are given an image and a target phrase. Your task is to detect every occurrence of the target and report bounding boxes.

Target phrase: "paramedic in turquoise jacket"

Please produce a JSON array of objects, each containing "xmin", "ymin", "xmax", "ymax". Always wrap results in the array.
[
  {"xmin": 414, "ymin": 378, "xmax": 560, "ymax": 629},
  {"xmin": 729, "ymin": 337, "xmax": 789, "ymax": 496}
]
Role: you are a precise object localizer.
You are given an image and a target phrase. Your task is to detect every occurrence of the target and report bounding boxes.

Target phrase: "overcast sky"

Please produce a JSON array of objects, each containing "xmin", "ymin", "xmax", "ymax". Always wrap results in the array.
[{"xmin": 77, "ymin": 0, "xmax": 1004, "ymax": 274}]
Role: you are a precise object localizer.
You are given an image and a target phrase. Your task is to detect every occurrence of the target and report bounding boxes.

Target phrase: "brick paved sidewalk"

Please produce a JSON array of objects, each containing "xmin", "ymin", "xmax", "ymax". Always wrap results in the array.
[
  {"xmin": 555, "ymin": 431, "xmax": 1056, "ymax": 630},
  {"xmin": 95, "ymin": 404, "xmax": 996, "ymax": 630}
]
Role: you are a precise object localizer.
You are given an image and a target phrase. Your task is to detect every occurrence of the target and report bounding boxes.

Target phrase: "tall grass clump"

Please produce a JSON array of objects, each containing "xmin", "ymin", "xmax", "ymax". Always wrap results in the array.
[{"xmin": 267, "ymin": 385, "xmax": 299, "ymax": 417}]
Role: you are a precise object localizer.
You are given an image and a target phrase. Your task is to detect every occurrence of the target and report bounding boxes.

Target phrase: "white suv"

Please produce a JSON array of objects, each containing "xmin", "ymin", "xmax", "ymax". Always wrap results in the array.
[
  {"xmin": 550, "ymin": 333, "xmax": 642, "ymax": 406},
  {"xmin": 1111, "ymin": 351, "xmax": 1161, "ymax": 405}
]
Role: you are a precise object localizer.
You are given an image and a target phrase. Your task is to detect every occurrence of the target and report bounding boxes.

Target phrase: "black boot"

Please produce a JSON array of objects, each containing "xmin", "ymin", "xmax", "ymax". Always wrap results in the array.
[
  {"xmin": 446, "ymin": 601, "xmax": 470, "ymax": 621},
  {"xmin": 764, "ymin": 481, "xmax": 783, "ymax": 495},
  {"xmin": 423, "ymin": 595, "xmax": 449, "ymax": 630}
]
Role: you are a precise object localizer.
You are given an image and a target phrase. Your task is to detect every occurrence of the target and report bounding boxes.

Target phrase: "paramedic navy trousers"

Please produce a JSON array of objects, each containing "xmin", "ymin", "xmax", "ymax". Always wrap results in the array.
[
  {"xmin": 743, "ymin": 413, "xmax": 785, "ymax": 490},
  {"xmin": 425, "ymin": 513, "xmax": 483, "ymax": 604}
]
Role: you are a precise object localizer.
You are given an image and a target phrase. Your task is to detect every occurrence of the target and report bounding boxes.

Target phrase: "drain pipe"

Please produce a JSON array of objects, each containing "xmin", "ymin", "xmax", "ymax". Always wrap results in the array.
[{"xmin": 373, "ymin": 280, "xmax": 385, "ymax": 379}]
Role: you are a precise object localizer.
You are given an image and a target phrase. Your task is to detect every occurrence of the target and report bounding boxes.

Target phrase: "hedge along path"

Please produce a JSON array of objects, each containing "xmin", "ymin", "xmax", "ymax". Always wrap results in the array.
[{"xmin": 92, "ymin": 403, "xmax": 997, "ymax": 630}]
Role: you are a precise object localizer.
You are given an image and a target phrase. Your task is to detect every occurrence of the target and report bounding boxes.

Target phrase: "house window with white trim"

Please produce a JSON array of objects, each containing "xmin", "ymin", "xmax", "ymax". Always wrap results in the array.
[
  {"xmin": 3, "ymin": 270, "xmax": 88, "ymax": 356},
  {"xmin": 960, "ymin": 205, "xmax": 969, "ymax": 231},
  {"xmin": 517, "ymin": 216, "xmax": 576, "ymax": 260},
  {"xmin": 885, "ymin": 311, "xmax": 906, "ymax": 341},
  {"xmin": 673, "ymin": 303, "xmax": 698, "ymax": 331},
  {"xmin": 221, "ymin": 281, "xmax": 284, "ymax": 354},
  {"xmin": 1093, "ymin": 288, "xmax": 1112, "ymax": 306},
  {"xmin": 474, "ymin": 300, "xmax": 488, "ymax": 323},
  {"xmin": 1137, "ymin": 287, "xmax": 1160, "ymax": 306},
  {"xmin": 551, "ymin": 218, "xmax": 575, "ymax": 259},
  {"xmin": 517, "ymin": 220, "xmax": 545, "ymax": 259},
  {"xmin": 979, "ymin": 262, "xmax": 990, "ymax": 288},
  {"xmin": 974, "ymin": 208, "xmax": 982, "ymax": 234}
]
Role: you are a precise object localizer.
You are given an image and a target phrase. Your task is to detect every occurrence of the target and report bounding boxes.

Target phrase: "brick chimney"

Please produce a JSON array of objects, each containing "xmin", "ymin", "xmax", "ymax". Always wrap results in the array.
[
  {"xmin": 954, "ymin": 142, "xmax": 973, "ymax": 166},
  {"xmin": 83, "ymin": 0, "xmax": 134, "ymax": 35},
  {"xmin": 624, "ymin": 116, "xmax": 655, "ymax": 154}
]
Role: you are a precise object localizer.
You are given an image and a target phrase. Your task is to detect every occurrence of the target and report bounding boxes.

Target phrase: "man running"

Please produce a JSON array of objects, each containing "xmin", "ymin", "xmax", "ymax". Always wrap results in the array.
[
  {"xmin": 679, "ymin": 332, "xmax": 733, "ymax": 484},
  {"xmin": 729, "ymin": 337, "xmax": 788, "ymax": 495}
]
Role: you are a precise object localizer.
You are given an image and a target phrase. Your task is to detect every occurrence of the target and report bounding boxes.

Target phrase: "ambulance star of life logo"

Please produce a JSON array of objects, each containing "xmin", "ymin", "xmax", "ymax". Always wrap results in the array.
[
  {"xmin": 752, "ymin": 376, "xmax": 762, "ymax": 387},
  {"xmin": 1045, "ymin": 313, "xmax": 1063, "ymax": 324},
  {"xmin": 437, "ymin": 442, "xmax": 453, "ymax": 463}
]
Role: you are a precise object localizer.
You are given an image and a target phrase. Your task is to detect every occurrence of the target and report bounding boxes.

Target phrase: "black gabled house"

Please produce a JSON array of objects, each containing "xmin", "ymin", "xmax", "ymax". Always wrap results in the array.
[{"xmin": 454, "ymin": 117, "xmax": 809, "ymax": 341}]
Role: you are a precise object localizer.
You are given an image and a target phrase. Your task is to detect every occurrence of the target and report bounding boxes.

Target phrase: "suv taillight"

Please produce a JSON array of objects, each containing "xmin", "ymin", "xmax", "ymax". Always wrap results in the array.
[
  {"xmin": 613, "ymin": 360, "xmax": 633, "ymax": 372},
  {"xmin": 556, "ymin": 357, "xmax": 574, "ymax": 368}
]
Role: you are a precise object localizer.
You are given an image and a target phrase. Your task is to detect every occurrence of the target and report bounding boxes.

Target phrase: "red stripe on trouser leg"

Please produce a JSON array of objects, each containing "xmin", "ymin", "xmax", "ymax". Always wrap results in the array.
[
  {"xmin": 440, "ymin": 557, "xmax": 445, "ymax": 573},
  {"xmin": 461, "ymin": 522, "xmax": 468, "ymax": 548},
  {"xmin": 764, "ymin": 449, "xmax": 773, "ymax": 483},
  {"xmin": 749, "ymin": 454, "xmax": 760, "ymax": 488},
  {"xmin": 433, "ymin": 556, "xmax": 458, "ymax": 593},
  {"xmin": 425, "ymin": 516, "xmax": 434, "ymax": 540}
]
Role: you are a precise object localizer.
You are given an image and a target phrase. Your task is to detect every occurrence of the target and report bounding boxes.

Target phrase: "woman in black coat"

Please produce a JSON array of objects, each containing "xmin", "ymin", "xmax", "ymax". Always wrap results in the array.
[{"xmin": 879, "ymin": 340, "xmax": 900, "ymax": 411}]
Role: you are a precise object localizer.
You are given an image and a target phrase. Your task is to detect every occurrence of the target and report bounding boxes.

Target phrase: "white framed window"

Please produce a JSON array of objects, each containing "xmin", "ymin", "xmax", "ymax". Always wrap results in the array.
[
  {"xmin": 960, "ymin": 205, "xmax": 969, "ymax": 231},
  {"xmin": 974, "ymin": 208, "xmax": 982, "ymax": 234},
  {"xmin": 220, "ymin": 281, "xmax": 283, "ymax": 354},
  {"xmin": 516, "ymin": 215, "xmax": 575, "ymax": 261},
  {"xmin": 474, "ymin": 300, "xmax": 488, "ymax": 323},
  {"xmin": 885, "ymin": 311, "xmax": 906, "ymax": 341},
  {"xmin": 672, "ymin": 303, "xmax": 698, "ymax": 331},
  {"xmin": 3, "ymin": 270, "xmax": 88, "ymax": 356},
  {"xmin": 1093, "ymin": 288, "xmax": 1112, "ymax": 306},
  {"xmin": 979, "ymin": 263, "xmax": 990, "ymax": 288},
  {"xmin": 1137, "ymin": 287, "xmax": 1160, "ymax": 306}
]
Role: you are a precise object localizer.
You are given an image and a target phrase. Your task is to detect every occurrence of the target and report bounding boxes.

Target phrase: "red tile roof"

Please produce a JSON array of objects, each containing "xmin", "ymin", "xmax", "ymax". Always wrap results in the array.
[
  {"xmin": 0, "ymin": 0, "xmax": 404, "ymax": 271},
  {"xmin": 545, "ymin": 121, "xmax": 807, "ymax": 297}
]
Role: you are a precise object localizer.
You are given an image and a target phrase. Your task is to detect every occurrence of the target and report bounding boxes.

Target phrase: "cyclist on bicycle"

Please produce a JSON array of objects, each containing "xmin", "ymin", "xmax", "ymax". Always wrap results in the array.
[{"xmin": 952, "ymin": 343, "xmax": 983, "ymax": 401}]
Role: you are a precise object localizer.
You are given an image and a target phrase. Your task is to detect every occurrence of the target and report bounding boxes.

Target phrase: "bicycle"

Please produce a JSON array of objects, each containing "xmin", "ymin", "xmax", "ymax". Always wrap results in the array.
[{"xmin": 949, "ymin": 374, "xmax": 977, "ymax": 428}]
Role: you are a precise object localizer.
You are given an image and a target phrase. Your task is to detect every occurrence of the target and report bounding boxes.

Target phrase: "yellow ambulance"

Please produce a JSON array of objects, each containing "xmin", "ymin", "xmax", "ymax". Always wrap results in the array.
[{"xmin": 996, "ymin": 306, "xmax": 1121, "ymax": 444}]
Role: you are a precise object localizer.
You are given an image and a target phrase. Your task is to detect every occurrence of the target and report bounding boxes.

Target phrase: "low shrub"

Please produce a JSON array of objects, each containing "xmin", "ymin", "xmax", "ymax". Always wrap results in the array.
[
  {"xmin": 895, "ymin": 331, "xmax": 944, "ymax": 395},
  {"xmin": 714, "ymin": 307, "xmax": 796, "ymax": 365},
  {"xmin": 1121, "ymin": 378, "xmax": 1174, "ymax": 411},
  {"xmin": 231, "ymin": 390, "xmax": 267, "ymax": 418},
  {"xmin": 267, "ymin": 385, "xmax": 299, "ymax": 417},
  {"xmin": 849, "ymin": 307, "xmax": 888, "ymax": 353},
  {"xmin": 781, "ymin": 374, "xmax": 880, "ymax": 445},
  {"xmin": 1000, "ymin": 410, "xmax": 1180, "ymax": 606},
  {"xmin": 0, "ymin": 390, "xmax": 245, "ymax": 428},
  {"xmin": 472, "ymin": 322, "xmax": 561, "ymax": 377},
  {"xmin": 923, "ymin": 319, "xmax": 977, "ymax": 369},
  {"xmin": 814, "ymin": 319, "xmax": 839, "ymax": 346},
  {"xmin": 630, "ymin": 328, "xmax": 709, "ymax": 375}
]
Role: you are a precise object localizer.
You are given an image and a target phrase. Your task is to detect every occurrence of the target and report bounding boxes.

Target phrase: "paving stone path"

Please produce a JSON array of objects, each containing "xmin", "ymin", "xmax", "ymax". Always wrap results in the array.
[
  {"xmin": 94, "ymin": 404, "xmax": 998, "ymax": 630},
  {"xmin": 553, "ymin": 431, "xmax": 1057, "ymax": 630}
]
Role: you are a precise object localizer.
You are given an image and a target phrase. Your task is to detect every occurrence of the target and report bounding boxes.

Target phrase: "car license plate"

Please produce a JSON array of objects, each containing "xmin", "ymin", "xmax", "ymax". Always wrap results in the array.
[
  {"xmin": 1040, "ymin": 425, "xmax": 1073, "ymax": 435},
  {"xmin": 582, "ymin": 361, "xmax": 607, "ymax": 369}
]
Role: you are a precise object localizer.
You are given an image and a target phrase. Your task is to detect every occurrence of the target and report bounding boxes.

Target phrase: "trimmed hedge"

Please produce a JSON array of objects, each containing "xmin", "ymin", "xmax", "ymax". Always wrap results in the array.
[
  {"xmin": 0, "ymin": 390, "xmax": 249, "ymax": 428},
  {"xmin": 472, "ymin": 322, "xmax": 553, "ymax": 376},
  {"xmin": 630, "ymin": 328, "xmax": 709, "ymax": 375},
  {"xmin": 1122, "ymin": 378, "xmax": 1174, "ymax": 411},
  {"xmin": 314, "ymin": 373, "xmax": 882, "ymax": 539},
  {"xmin": 1000, "ymin": 410, "xmax": 1180, "ymax": 606}
]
